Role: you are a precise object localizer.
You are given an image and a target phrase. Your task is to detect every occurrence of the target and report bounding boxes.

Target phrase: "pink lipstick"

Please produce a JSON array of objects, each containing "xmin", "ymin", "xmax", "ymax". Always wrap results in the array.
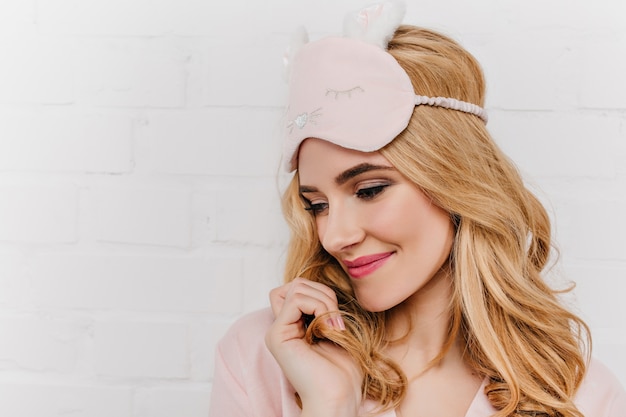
[{"xmin": 343, "ymin": 252, "xmax": 394, "ymax": 278}]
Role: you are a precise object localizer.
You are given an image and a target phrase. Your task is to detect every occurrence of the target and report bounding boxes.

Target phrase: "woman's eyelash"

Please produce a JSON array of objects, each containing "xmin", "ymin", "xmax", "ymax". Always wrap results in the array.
[
  {"xmin": 302, "ymin": 183, "xmax": 389, "ymax": 215},
  {"xmin": 355, "ymin": 184, "xmax": 388, "ymax": 200},
  {"xmin": 304, "ymin": 202, "xmax": 328, "ymax": 215}
]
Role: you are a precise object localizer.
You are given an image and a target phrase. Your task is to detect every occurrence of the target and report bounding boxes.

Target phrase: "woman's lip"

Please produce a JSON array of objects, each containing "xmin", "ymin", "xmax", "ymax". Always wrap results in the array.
[
  {"xmin": 343, "ymin": 252, "xmax": 395, "ymax": 267},
  {"xmin": 343, "ymin": 252, "xmax": 394, "ymax": 278}
]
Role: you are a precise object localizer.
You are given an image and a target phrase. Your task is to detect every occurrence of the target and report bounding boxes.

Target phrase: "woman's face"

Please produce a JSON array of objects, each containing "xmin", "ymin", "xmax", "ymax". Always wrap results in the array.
[{"xmin": 298, "ymin": 138, "xmax": 455, "ymax": 312}]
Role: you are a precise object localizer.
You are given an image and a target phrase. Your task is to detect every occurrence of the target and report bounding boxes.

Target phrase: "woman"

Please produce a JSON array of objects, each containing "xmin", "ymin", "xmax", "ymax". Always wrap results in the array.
[{"xmin": 209, "ymin": 2, "xmax": 626, "ymax": 416}]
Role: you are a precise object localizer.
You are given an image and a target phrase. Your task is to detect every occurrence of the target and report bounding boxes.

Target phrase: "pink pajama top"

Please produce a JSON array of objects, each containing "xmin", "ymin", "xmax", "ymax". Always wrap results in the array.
[{"xmin": 209, "ymin": 308, "xmax": 626, "ymax": 417}]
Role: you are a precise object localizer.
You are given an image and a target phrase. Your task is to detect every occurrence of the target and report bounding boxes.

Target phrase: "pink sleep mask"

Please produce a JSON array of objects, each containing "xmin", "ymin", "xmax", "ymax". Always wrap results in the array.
[{"xmin": 281, "ymin": 1, "xmax": 487, "ymax": 172}]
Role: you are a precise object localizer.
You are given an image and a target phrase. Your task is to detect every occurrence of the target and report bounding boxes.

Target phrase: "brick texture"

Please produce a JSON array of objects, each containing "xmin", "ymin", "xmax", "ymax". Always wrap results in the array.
[{"xmin": 0, "ymin": 0, "xmax": 624, "ymax": 414}]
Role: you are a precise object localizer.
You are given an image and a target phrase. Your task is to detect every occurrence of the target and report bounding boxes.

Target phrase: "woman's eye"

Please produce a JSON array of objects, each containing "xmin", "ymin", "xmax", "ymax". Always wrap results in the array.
[
  {"xmin": 304, "ymin": 202, "xmax": 329, "ymax": 216},
  {"xmin": 355, "ymin": 184, "xmax": 388, "ymax": 200}
]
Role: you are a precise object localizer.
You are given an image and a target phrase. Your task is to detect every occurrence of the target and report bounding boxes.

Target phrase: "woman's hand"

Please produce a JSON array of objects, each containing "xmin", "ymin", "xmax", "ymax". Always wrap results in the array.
[{"xmin": 265, "ymin": 278, "xmax": 363, "ymax": 417}]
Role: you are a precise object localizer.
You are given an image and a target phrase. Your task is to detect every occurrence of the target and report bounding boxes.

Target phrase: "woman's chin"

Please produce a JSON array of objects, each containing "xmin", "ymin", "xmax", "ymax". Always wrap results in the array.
[{"xmin": 354, "ymin": 295, "xmax": 396, "ymax": 313}]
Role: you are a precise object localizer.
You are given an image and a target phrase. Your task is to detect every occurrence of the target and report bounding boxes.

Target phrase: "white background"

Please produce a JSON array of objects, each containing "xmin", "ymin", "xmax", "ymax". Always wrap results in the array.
[{"xmin": 0, "ymin": 0, "xmax": 625, "ymax": 415}]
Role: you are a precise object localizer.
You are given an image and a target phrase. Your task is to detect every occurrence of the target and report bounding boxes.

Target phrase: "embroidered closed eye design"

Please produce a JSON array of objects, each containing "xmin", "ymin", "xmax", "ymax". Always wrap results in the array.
[{"xmin": 326, "ymin": 86, "xmax": 365, "ymax": 99}]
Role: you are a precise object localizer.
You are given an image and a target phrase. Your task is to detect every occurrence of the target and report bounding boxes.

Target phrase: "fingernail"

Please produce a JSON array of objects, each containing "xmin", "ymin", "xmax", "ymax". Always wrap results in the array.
[
  {"xmin": 335, "ymin": 316, "xmax": 346, "ymax": 331},
  {"xmin": 326, "ymin": 318, "xmax": 334, "ymax": 328}
]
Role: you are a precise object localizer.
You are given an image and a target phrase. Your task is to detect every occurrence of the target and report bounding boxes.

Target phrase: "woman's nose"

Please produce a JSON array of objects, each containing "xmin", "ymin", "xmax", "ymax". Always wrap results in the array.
[{"xmin": 319, "ymin": 202, "xmax": 365, "ymax": 254}]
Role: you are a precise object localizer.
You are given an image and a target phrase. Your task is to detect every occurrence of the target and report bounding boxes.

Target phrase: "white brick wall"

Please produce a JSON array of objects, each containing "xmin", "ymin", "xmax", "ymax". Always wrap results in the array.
[
  {"xmin": 0, "ymin": 183, "xmax": 78, "ymax": 243},
  {"xmin": 0, "ymin": 1, "xmax": 624, "ymax": 415}
]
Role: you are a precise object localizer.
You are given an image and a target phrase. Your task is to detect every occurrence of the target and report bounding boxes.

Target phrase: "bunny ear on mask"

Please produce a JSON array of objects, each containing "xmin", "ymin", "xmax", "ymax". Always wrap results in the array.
[
  {"xmin": 282, "ymin": 26, "xmax": 309, "ymax": 82},
  {"xmin": 282, "ymin": 1, "xmax": 404, "ymax": 81},
  {"xmin": 343, "ymin": 0, "xmax": 406, "ymax": 49}
]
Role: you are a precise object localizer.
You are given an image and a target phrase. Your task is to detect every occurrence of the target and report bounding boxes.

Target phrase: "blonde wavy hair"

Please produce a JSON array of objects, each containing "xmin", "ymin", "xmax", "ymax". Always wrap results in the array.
[{"xmin": 281, "ymin": 25, "xmax": 590, "ymax": 417}]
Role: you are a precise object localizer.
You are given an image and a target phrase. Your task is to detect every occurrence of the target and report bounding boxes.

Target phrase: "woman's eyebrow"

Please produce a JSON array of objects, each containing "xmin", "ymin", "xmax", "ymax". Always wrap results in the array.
[
  {"xmin": 299, "ymin": 163, "xmax": 394, "ymax": 194},
  {"xmin": 334, "ymin": 163, "xmax": 394, "ymax": 185},
  {"xmin": 299, "ymin": 185, "xmax": 317, "ymax": 193}
]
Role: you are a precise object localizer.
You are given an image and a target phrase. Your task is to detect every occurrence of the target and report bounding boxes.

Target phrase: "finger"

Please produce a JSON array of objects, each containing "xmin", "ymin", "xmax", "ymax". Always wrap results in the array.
[
  {"xmin": 269, "ymin": 285, "xmax": 288, "ymax": 317},
  {"xmin": 285, "ymin": 278, "xmax": 339, "ymax": 313},
  {"xmin": 276, "ymin": 289, "xmax": 337, "ymax": 327},
  {"xmin": 266, "ymin": 316, "xmax": 307, "ymax": 345},
  {"xmin": 290, "ymin": 277, "xmax": 339, "ymax": 305},
  {"xmin": 284, "ymin": 280, "xmax": 339, "ymax": 317},
  {"xmin": 270, "ymin": 278, "xmax": 339, "ymax": 319},
  {"xmin": 267, "ymin": 298, "xmax": 332, "ymax": 349}
]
